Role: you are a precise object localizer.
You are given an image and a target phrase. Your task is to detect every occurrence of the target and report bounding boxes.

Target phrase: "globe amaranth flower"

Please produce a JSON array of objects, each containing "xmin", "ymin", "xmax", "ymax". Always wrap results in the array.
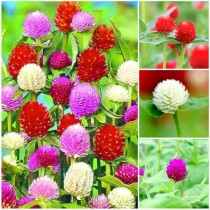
[
  {"xmin": 21, "ymin": 132, "xmax": 33, "ymax": 142},
  {"xmin": 17, "ymin": 63, "xmax": 46, "ymax": 93},
  {"xmin": 88, "ymin": 194, "xmax": 112, "ymax": 209},
  {"xmin": 2, "ymin": 86, "xmax": 23, "ymax": 111},
  {"xmin": 153, "ymin": 79, "xmax": 189, "ymax": 114},
  {"xmin": 3, "ymin": 155, "xmax": 17, "ymax": 168},
  {"xmin": 48, "ymin": 51, "xmax": 72, "ymax": 70},
  {"xmin": 23, "ymin": 11, "xmax": 51, "ymax": 38},
  {"xmin": 16, "ymin": 196, "xmax": 39, "ymax": 208},
  {"xmin": 117, "ymin": 60, "xmax": 138, "ymax": 86},
  {"xmin": 108, "ymin": 187, "xmax": 135, "ymax": 209},
  {"xmin": 29, "ymin": 176, "xmax": 59, "ymax": 200},
  {"xmin": 166, "ymin": 158, "xmax": 187, "ymax": 182},
  {"xmin": 64, "ymin": 162, "xmax": 94, "ymax": 199},
  {"xmin": 2, "ymin": 132, "xmax": 26, "ymax": 150},
  {"xmin": 152, "ymin": 15, "xmax": 175, "ymax": 32},
  {"xmin": 115, "ymin": 163, "xmax": 138, "ymax": 185},
  {"xmin": 69, "ymin": 83, "xmax": 100, "ymax": 118},
  {"xmin": 106, "ymin": 85, "xmax": 130, "ymax": 103},
  {"xmin": 124, "ymin": 105, "xmax": 138, "ymax": 123},
  {"xmin": 60, "ymin": 123, "xmax": 90, "ymax": 158},
  {"xmin": 28, "ymin": 145, "xmax": 60, "ymax": 174},
  {"xmin": 2, "ymin": 182, "xmax": 17, "ymax": 208},
  {"xmin": 50, "ymin": 77, "xmax": 72, "ymax": 105},
  {"xmin": 139, "ymin": 168, "xmax": 145, "ymax": 176},
  {"xmin": 71, "ymin": 11, "xmax": 95, "ymax": 32}
]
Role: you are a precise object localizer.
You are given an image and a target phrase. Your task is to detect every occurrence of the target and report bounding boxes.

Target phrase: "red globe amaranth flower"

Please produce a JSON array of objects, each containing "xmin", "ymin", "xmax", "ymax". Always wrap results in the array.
[
  {"xmin": 167, "ymin": 43, "xmax": 176, "ymax": 49},
  {"xmin": 90, "ymin": 25, "xmax": 116, "ymax": 51},
  {"xmin": 57, "ymin": 113, "xmax": 81, "ymax": 136},
  {"xmin": 155, "ymin": 60, "xmax": 177, "ymax": 69},
  {"xmin": 175, "ymin": 21, "xmax": 196, "ymax": 44},
  {"xmin": 166, "ymin": 3, "xmax": 179, "ymax": 19},
  {"xmin": 19, "ymin": 102, "xmax": 52, "ymax": 138},
  {"xmin": 77, "ymin": 48, "xmax": 107, "ymax": 82},
  {"xmin": 193, "ymin": 1, "xmax": 206, "ymax": 10},
  {"xmin": 189, "ymin": 45, "xmax": 209, "ymax": 68},
  {"xmin": 152, "ymin": 16, "xmax": 175, "ymax": 33},
  {"xmin": 7, "ymin": 44, "xmax": 37, "ymax": 78},
  {"xmin": 54, "ymin": 2, "xmax": 81, "ymax": 32},
  {"xmin": 94, "ymin": 124, "xmax": 125, "ymax": 161}
]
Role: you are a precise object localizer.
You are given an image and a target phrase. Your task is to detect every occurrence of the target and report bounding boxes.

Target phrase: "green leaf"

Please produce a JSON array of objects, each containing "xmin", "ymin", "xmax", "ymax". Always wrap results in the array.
[
  {"xmin": 191, "ymin": 36, "xmax": 208, "ymax": 43},
  {"xmin": 145, "ymin": 170, "xmax": 168, "ymax": 184},
  {"xmin": 19, "ymin": 200, "xmax": 42, "ymax": 208},
  {"xmin": 101, "ymin": 104, "xmax": 123, "ymax": 119},
  {"xmin": 43, "ymin": 134, "xmax": 60, "ymax": 148},
  {"xmin": 2, "ymin": 77, "xmax": 14, "ymax": 85},
  {"xmin": 95, "ymin": 111, "xmax": 106, "ymax": 123},
  {"xmin": 119, "ymin": 120, "xmax": 137, "ymax": 137},
  {"xmin": 13, "ymin": 35, "xmax": 28, "ymax": 48},
  {"xmin": 140, "ymin": 18, "xmax": 147, "ymax": 32},
  {"xmin": 2, "ymin": 159, "xmax": 27, "ymax": 174},
  {"xmin": 25, "ymin": 140, "xmax": 37, "ymax": 162},
  {"xmin": 61, "ymin": 203, "xmax": 84, "ymax": 208},
  {"xmin": 13, "ymin": 90, "xmax": 23, "ymax": 100}
]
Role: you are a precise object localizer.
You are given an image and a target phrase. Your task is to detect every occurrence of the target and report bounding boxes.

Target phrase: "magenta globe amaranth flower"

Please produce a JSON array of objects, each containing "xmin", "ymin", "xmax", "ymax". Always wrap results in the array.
[
  {"xmin": 2, "ymin": 182, "xmax": 17, "ymax": 208},
  {"xmin": 88, "ymin": 194, "xmax": 112, "ymax": 208},
  {"xmin": 139, "ymin": 168, "xmax": 145, "ymax": 176},
  {"xmin": 23, "ymin": 11, "xmax": 51, "ymax": 38},
  {"xmin": 115, "ymin": 163, "xmax": 138, "ymax": 184},
  {"xmin": 50, "ymin": 77, "xmax": 72, "ymax": 105},
  {"xmin": 166, "ymin": 158, "xmax": 187, "ymax": 182},
  {"xmin": 69, "ymin": 83, "xmax": 100, "ymax": 118},
  {"xmin": 60, "ymin": 123, "xmax": 90, "ymax": 158},
  {"xmin": 16, "ymin": 196, "xmax": 39, "ymax": 208},
  {"xmin": 49, "ymin": 51, "xmax": 72, "ymax": 69},
  {"xmin": 2, "ymin": 86, "xmax": 22, "ymax": 111},
  {"xmin": 124, "ymin": 105, "xmax": 138, "ymax": 123},
  {"xmin": 71, "ymin": 11, "xmax": 95, "ymax": 32}
]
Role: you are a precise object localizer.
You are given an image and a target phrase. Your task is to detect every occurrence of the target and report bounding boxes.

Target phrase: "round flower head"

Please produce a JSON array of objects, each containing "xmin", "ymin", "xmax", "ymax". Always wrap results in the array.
[
  {"xmin": 76, "ymin": 48, "xmax": 107, "ymax": 82},
  {"xmin": 117, "ymin": 60, "xmax": 138, "ymax": 86},
  {"xmin": 19, "ymin": 101, "xmax": 52, "ymax": 138},
  {"xmin": 106, "ymin": 85, "xmax": 130, "ymax": 103},
  {"xmin": 21, "ymin": 132, "xmax": 33, "ymax": 142},
  {"xmin": 153, "ymin": 79, "xmax": 189, "ymax": 114},
  {"xmin": 2, "ymin": 132, "xmax": 26, "ymax": 150},
  {"xmin": 29, "ymin": 176, "xmax": 59, "ymax": 200},
  {"xmin": 88, "ymin": 194, "xmax": 112, "ymax": 209},
  {"xmin": 50, "ymin": 77, "xmax": 72, "ymax": 105},
  {"xmin": 124, "ymin": 105, "xmax": 138, "ymax": 123},
  {"xmin": 71, "ymin": 11, "xmax": 95, "ymax": 32},
  {"xmin": 155, "ymin": 60, "xmax": 177, "ymax": 69},
  {"xmin": 28, "ymin": 145, "xmax": 60, "ymax": 174},
  {"xmin": 115, "ymin": 163, "xmax": 138, "ymax": 184},
  {"xmin": 17, "ymin": 63, "xmax": 46, "ymax": 93},
  {"xmin": 2, "ymin": 182, "xmax": 17, "ymax": 208},
  {"xmin": 60, "ymin": 123, "xmax": 90, "ymax": 158},
  {"xmin": 48, "ymin": 51, "xmax": 72, "ymax": 70},
  {"xmin": 54, "ymin": 2, "xmax": 81, "ymax": 32},
  {"xmin": 16, "ymin": 196, "xmax": 39, "ymax": 208},
  {"xmin": 23, "ymin": 11, "xmax": 51, "ymax": 38},
  {"xmin": 166, "ymin": 158, "xmax": 187, "ymax": 182},
  {"xmin": 69, "ymin": 83, "xmax": 100, "ymax": 118},
  {"xmin": 166, "ymin": 3, "xmax": 179, "ymax": 19},
  {"xmin": 108, "ymin": 187, "xmax": 135, "ymax": 209},
  {"xmin": 2, "ymin": 86, "xmax": 23, "ymax": 111},
  {"xmin": 7, "ymin": 43, "xmax": 38, "ymax": 78},
  {"xmin": 64, "ymin": 162, "xmax": 94, "ymax": 199},
  {"xmin": 139, "ymin": 168, "xmax": 145, "ymax": 176},
  {"xmin": 152, "ymin": 15, "xmax": 175, "ymax": 32}
]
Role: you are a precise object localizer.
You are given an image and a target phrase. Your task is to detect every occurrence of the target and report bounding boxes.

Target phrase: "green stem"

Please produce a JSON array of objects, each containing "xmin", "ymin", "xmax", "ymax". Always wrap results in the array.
[
  {"xmin": 62, "ymin": 33, "xmax": 69, "ymax": 52},
  {"xmin": 141, "ymin": 1, "xmax": 146, "ymax": 21},
  {"xmin": 7, "ymin": 111, "xmax": 12, "ymax": 132},
  {"xmin": 70, "ymin": 157, "xmax": 75, "ymax": 165},
  {"xmin": 125, "ymin": 138, "xmax": 129, "ymax": 156},
  {"xmin": 193, "ymin": 140, "xmax": 198, "ymax": 164},
  {"xmin": 97, "ymin": 159, "xmax": 102, "ymax": 195},
  {"xmin": 163, "ymin": 43, "xmax": 167, "ymax": 69},
  {"xmin": 112, "ymin": 104, "xmax": 118, "ymax": 125},
  {"xmin": 36, "ymin": 38, "xmax": 41, "ymax": 46},
  {"xmin": 31, "ymin": 92, "xmax": 36, "ymax": 101},
  {"xmin": 127, "ymin": 85, "xmax": 133, "ymax": 108},
  {"xmin": 38, "ymin": 139, "xmax": 42, "ymax": 147},
  {"xmin": 40, "ymin": 167, "xmax": 45, "ymax": 177},
  {"xmin": 172, "ymin": 112, "xmax": 182, "ymax": 137},
  {"xmin": 157, "ymin": 140, "xmax": 161, "ymax": 172},
  {"xmin": 176, "ymin": 140, "xmax": 180, "ymax": 156},
  {"xmin": 105, "ymin": 163, "xmax": 111, "ymax": 194},
  {"xmin": 81, "ymin": 198, "xmax": 86, "ymax": 207},
  {"xmin": 178, "ymin": 44, "xmax": 186, "ymax": 69},
  {"xmin": 173, "ymin": 182, "xmax": 176, "ymax": 195},
  {"xmin": 11, "ymin": 173, "xmax": 16, "ymax": 185},
  {"xmin": 60, "ymin": 105, "xmax": 64, "ymax": 118}
]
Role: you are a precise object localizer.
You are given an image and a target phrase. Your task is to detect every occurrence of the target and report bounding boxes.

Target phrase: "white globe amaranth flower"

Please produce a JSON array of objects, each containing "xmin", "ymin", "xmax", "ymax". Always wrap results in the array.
[
  {"xmin": 106, "ymin": 85, "xmax": 130, "ymax": 103},
  {"xmin": 64, "ymin": 162, "xmax": 94, "ymax": 200},
  {"xmin": 153, "ymin": 79, "xmax": 189, "ymax": 114},
  {"xmin": 108, "ymin": 187, "xmax": 135, "ymax": 208},
  {"xmin": 3, "ymin": 155, "xmax": 17, "ymax": 167},
  {"xmin": 17, "ymin": 63, "xmax": 46, "ymax": 93},
  {"xmin": 2, "ymin": 132, "xmax": 26, "ymax": 150},
  {"xmin": 117, "ymin": 60, "xmax": 138, "ymax": 86}
]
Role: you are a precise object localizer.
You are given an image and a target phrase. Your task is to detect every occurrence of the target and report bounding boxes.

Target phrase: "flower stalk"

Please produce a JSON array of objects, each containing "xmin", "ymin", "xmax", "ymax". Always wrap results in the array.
[{"xmin": 173, "ymin": 111, "xmax": 182, "ymax": 137}]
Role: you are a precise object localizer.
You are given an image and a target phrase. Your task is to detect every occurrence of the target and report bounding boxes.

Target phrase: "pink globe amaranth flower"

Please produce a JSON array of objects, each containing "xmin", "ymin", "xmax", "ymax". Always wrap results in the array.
[
  {"xmin": 124, "ymin": 105, "xmax": 138, "ymax": 123},
  {"xmin": 166, "ymin": 158, "xmax": 187, "ymax": 182},
  {"xmin": 88, "ymin": 194, "xmax": 112, "ymax": 209},
  {"xmin": 21, "ymin": 132, "xmax": 33, "ymax": 142},
  {"xmin": 23, "ymin": 11, "xmax": 51, "ymax": 38},
  {"xmin": 28, "ymin": 145, "xmax": 60, "ymax": 174},
  {"xmin": 2, "ymin": 182, "xmax": 17, "ymax": 208},
  {"xmin": 50, "ymin": 77, "xmax": 72, "ymax": 105},
  {"xmin": 139, "ymin": 168, "xmax": 145, "ymax": 176},
  {"xmin": 49, "ymin": 50, "xmax": 72, "ymax": 70},
  {"xmin": 115, "ymin": 163, "xmax": 138, "ymax": 184},
  {"xmin": 2, "ymin": 86, "xmax": 23, "ymax": 111},
  {"xmin": 69, "ymin": 83, "xmax": 100, "ymax": 118},
  {"xmin": 16, "ymin": 196, "xmax": 39, "ymax": 208},
  {"xmin": 71, "ymin": 11, "xmax": 95, "ymax": 32},
  {"xmin": 60, "ymin": 123, "xmax": 90, "ymax": 158},
  {"xmin": 29, "ymin": 176, "xmax": 59, "ymax": 200}
]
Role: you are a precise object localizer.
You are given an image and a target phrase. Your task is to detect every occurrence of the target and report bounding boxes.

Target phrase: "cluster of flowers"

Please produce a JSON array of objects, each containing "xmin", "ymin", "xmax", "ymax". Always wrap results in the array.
[{"xmin": 2, "ymin": 1, "xmax": 138, "ymax": 209}]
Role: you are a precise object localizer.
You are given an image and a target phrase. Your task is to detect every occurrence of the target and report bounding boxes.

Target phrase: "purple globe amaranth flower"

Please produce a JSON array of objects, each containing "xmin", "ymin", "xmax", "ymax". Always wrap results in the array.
[
  {"xmin": 88, "ymin": 194, "xmax": 112, "ymax": 209},
  {"xmin": 28, "ymin": 145, "xmax": 60, "ymax": 174},
  {"xmin": 2, "ymin": 86, "xmax": 23, "ymax": 111},
  {"xmin": 124, "ymin": 105, "xmax": 138, "ymax": 123},
  {"xmin": 115, "ymin": 163, "xmax": 138, "ymax": 184},
  {"xmin": 16, "ymin": 196, "xmax": 39, "ymax": 208},
  {"xmin": 23, "ymin": 11, "xmax": 51, "ymax": 38},
  {"xmin": 139, "ymin": 168, "xmax": 145, "ymax": 176},
  {"xmin": 49, "ymin": 51, "xmax": 72, "ymax": 70},
  {"xmin": 2, "ymin": 182, "xmax": 17, "ymax": 208},
  {"xmin": 69, "ymin": 83, "xmax": 100, "ymax": 118},
  {"xmin": 50, "ymin": 77, "xmax": 72, "ymax": 105},
  {"xmin": 71, "ymin": 11, "xmax": 95, "ymax": 32},
  {"xmin": 60, "ymin": 123, "xmax": 90, "ymax": 158},
  {"xmin": 166, "ymin": 158, "xmax": 187, "ymax": 182}
]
